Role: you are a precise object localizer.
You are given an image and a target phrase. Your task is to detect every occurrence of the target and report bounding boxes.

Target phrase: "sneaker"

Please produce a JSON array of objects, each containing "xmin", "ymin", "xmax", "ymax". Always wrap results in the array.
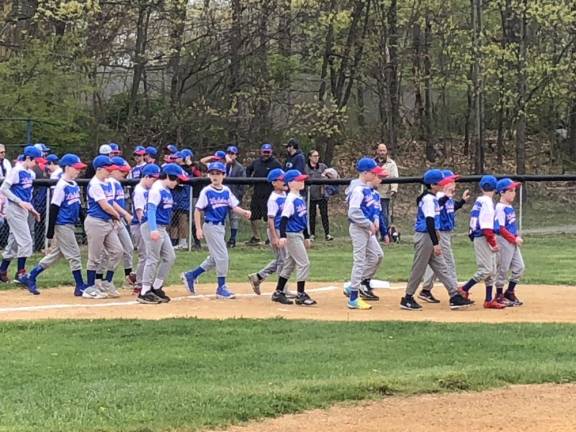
[
  {"xmin": 504, "ymin": 291, "xmax": 523, "ymax": 307},
  {"xmin": 125, "ymin": 273, "xmax": 137, "ymax": 287},
  {"xmin": 132, "ymin": 285, "xmax": 142, "ymax": 296},
  {"xmin": 14, "ymin": 270, "xmax": 26, "ymax": 284},
  {"xmin": 193, "ymin": 241, "xmax": 202, "ymax": 250},
  {"xmin": 483, "ymin": 299, "xmax": 507, "ymax": 309},
  {"xmin": 246, "ymin": 237, "xmax": 261, "ymax": 246},
  {"xmin": 325, "ymin": 234, "xmax": 334, "ymax": 241},
  {"xmin": 74, "ymin": 285, "xmax": 86, "ymax": 297},
  {"xmin": 82, "ymin": 285, "xmax": 108, "ymax": 299},
  {"xmin": 248, "ymin": 273, "xmax": 261, "ymax": 295},
  {"xmin": 343, "ymin": 284, "xmax": 352, "ymax": 298},
  {"xmin": 295, "ymin": 292, "xmax": 317, "ymax": 306},
  {"xmin": 347, "ymin": 298, "xmax": 372, "ymax": 310},
  {"xmin": 101, "ymin": 281, "xmax": 120, "ymax": 298},
  {"xmin": 458, "ymin": 286, "xmax": 470, "ymax": 300},
  {"xmin": 19, "ymin": 274, "xmax": 39, "ymax": 295},
  {"xmin": 137, "ymin": 291, "xmax": 163, "ymax": 304},
  {"xmin": 400, "ymin": 296, "xmax": 422, "ymax": 311},
  {"xmin": 495, "ymin": 294, "xmax": 513, "ymax": 307},
  {"xmin": 179, "ymin": 240, "xmax": 188, "ymax": 250},
  {"xmin": 272, "ymin": 290, "xmax": 293, "ymax": 304},
  {"xmin": 0, "ymin": 271, "xmax": 8, "ymax": 283},
  {"xmin": 359, "ymin": 285, "xmax": 379, "ymax": 301},
  {"xmin": 449, "ymin": 294, "xmax": 473, "ymax": 310},
  {"xmin": 226, "ymin": 238, "xmax": 237, "ymax": 248},
  {"xmin": 152, "ymin": 288, "xmax": 171, "ymax": 303},
  {"xmin": 216, "ymin": 285, "xmax": 236, "ymax": 299},
  {"xmin": 284, "ymin": 290, "xmax": 297, "ymax": 299},
  {"xmin": 418, "ymin": 290, "xmax": 440, "ymax": 304},
  {"xmin": 181, "ymin": 272, "xmax": 196, "ymax": 295}
]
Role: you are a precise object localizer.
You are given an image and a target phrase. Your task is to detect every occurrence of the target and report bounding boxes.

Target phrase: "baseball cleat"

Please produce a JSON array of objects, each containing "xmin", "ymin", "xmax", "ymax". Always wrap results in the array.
[
  {"xmin": 82, "ymin": 286, "xmax": 108, "ymax": 299},
  {"xmin": 359, "ymin": 285, "xmax": 379, "ymax": 301},
  {"xmin": 295, "ymin": 292, "xmax": 317, "ymax": 306},
  {"xmin": 449, "ymin": 294, "xmax": 473, "ymax": 310},
  {"xmin": 73, "ymin": 284, "xmax": 86, "ymax": 297},
  {"xmin": 272, "ymin": 291, "xmax": 293, "ymax": 304},
  {"xmin": 248, "ymin": 273, "xmax": 261, "ymax": 295},
  {"xmin": 216, "ymin": 285, "xmax": 236, "ymax": 299},
  {"xmin": 181, "ymin": 272, "xmax": 196, "ymax": 295},
  {"xmin": 400, "ymin": 296, "xmax": 422, "ymax": 311},
  {"xmin": 125, "ymin": 273, "xmax": 137, "ymax": 287},
  {"xmin": 137, "ymin": 292, "xmax": 163, "ymax": 304},
  {"xmin": 343, "ymin": 284, "xmax": 352, "ymax": 298},
  {"xmin": 101, "ymin": 281, "xmax": 120, "ymax": 298},
  {"xmin": 483, "ymin": 299, "xmax": 506, "ymax": 309},
  {"xmin": 418, "ymin": 290, "xmax": 440, "ymax": 304},
  {"xmin": 0, "ymin": 271, "xmax": 8, "ymax": 283},
  {"xmin": 152, "ymin": 288, "xmax": 171, "ymax": 303},
  {"xmin": 347, "ymin": 298, "xmax": 372, "ymax": 310},
  {"xmin": 19, "ymin": 274, "xmax": 39, "ymax": 295},
  {"xmin": 504, "ymin": 291, "xmax": 523, "ymax": 306}
]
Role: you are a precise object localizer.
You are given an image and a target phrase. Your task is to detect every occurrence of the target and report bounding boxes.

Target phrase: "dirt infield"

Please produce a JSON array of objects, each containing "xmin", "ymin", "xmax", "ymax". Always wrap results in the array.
[
  {"xmin": 0, "ymin": 282, "xmax": 574, "ymax": 323},
  {"xmin": 218, "ymin": 384, "xmax": 576, "ymax": 432}
]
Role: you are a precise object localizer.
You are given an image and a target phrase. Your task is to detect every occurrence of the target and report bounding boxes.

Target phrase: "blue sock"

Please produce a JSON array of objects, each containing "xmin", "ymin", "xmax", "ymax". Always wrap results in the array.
[
  {"xmin": 72, "ymin": 270, "xmax": 84, "ymax": 287},
  {"xmin": 350, "ymin": 290, "xmax": 359, "ymax": 301},
  {"xmin": 191, "ymin": 267, "xmax": 205, "ymax": 279},
  {"xmin": 0, "ymin": 259, "xmax": 9, "ymax": 272},
  {"xmin": 105, "ymin": 271, "xmax": 114, "ymax": 282},
  {"xmin": 30, "ymin": 265, "xmax": 44, "ymax": 279},
  {"xmin": 217, "ymin": 276, "xmax": 226, "ymax": 289},
  {"xmin": 87, "ymin": 270, "xmax": 96, "ymax": 287},
  {"xmin": 462, "ymin": 278, "xmax": 477, "ymax": 292},
  {"xmin": 506, "ymin": 281, "xmax": 517, "ymax": 293},
  {"xmin": 485, "ymin": 285, "xmax": 493, "ymax": 302},
  {"xmin": 496, "ymin": 287, "xmax": 503, "ymax": 296},
  {"xmin": 230, "ymin": 229, "xmax": 238, "ymax": 240},
  {"xmin": 17, "ymin": 257, "xmax": 26, "ymax": 272}
]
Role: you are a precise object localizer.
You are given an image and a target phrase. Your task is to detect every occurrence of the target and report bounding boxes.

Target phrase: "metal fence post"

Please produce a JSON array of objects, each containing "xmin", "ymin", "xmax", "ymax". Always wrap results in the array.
[
  {"xmin": 306, "ymin": 184, "xmax": 311, "ymax": 235},
  {"xmin": 519, "ymin": 183, "xmax": 524, "ymax": 233},
  {"xmin": 188, "ymin": 184, "xmax": 193, "ymax": 252},
  {"xmin": 44, "ymin": 186, "xmax": 50, "ymax": 251}
]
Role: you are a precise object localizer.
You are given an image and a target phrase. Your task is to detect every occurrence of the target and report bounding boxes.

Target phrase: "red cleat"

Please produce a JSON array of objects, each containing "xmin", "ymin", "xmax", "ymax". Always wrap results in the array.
[
  {"xmin": 458, "ymin": 287, "xmax": 470, "ymax": 300},
  {"xmin": 484, "ymin": 299, "xmax": 506, "ymax": 309}
]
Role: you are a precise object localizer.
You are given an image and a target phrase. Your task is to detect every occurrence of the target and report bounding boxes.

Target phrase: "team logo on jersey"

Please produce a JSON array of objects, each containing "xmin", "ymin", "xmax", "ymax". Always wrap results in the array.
[
  {"xmin": 208, "ymin": 196, "xmax": 230, "ymax": 209},
  {"xmin": 65, "ymin": 189, "xmax": 81, "ymax": 204},
  {"xmin": 20, "ymin": 173, "xmax": 33, "ymax": 189},
  {"xmin": 295, "ymin": 202, "xmax": 307, "ymax": 217}
]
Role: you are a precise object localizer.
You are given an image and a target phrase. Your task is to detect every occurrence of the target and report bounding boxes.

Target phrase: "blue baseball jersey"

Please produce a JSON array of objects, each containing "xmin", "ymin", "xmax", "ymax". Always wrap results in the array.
[
  {"xmin": 196, "ymin": 185, "xmax": 239, "ymax": 224},
  {"xmin": 51, "ymin": 178, "xmax": 81, "ymax": 225},
  {"xmin": 146, "ymin": 181, "xmax": 174, "ymax": 226},
  {"xmin": 129, "ymin": 162, "xmax": 147, "ymax": 180},
  {"xmin": 495, "ymin": 202, "xmax": 517, "ymax": 236},
  {"xmin": 87, "ymin": 177, "xmax": 115, "ymax": 221},
  {"xmin": 132, "ymin": 183, "xmax": 149, "ymax": 225},
  {"xmin": 110, "ymin": 178, "xmax": 126, "ymax": 208},
  {"xmin": 347, "ymin": 182, "xmax": 380, "ymax": 223},
  {"xmin": 469, "ymin": 195, "xmax": 496, "ymax": 238},
  {"xmin": 414, "ymin": 192, "xmax": 440, "ymax": 233},
  {"xmin": 5, "ymin": 164, "xmax": 34, "ymax": 203},
  {"xmin": 267, "ymin": 191, "xmax": 286, "ymax": 230},
  {"xmin": 438, "ymin": 196, "xmax": 456, "ymax": 232},
  {"xmin": 282, "ymin": 192, "xmax": 308, "ymax": 233}
]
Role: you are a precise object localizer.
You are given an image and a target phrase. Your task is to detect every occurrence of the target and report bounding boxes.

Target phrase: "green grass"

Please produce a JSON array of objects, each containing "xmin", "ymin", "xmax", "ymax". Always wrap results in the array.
[
  {"xmin": 1, "ymin": 319, "xmax": 576, "ymax": 432},
  {"xmin": 1, "ymin": 233, "xmax": 573, "ymax": 291}
]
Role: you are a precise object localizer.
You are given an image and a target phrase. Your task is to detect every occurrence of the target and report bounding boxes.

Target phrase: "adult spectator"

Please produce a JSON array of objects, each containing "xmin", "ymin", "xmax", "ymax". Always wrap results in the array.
[
  {"xmin": 304, "ymin": 150, "xmax": 333, "ymax": 241},
  {"xmin": 374, "ymin": 143, "xmax": 399, "ymax": 242},
  {"xmin": 245, "ymin": 143, "xmax": 281, "ymax": 245},
  {"xmin": 283, "ymin": 138, "xmax": 306, "ymax": 172},
  {"xmin": 0, "ymin": 144, "xmax": 12, "ymax": 179},
  {"xmin": 224, "ymin": 145, "xmax": 246, "ymax": 248}
]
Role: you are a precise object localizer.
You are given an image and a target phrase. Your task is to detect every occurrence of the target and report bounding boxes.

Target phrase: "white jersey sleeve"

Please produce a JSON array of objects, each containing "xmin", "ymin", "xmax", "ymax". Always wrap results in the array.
[
  {"xmin": 133, "ymin": 186, "xmax": 147, "ymax": 211},
  {"xmin": 281, "ymin": 194, "xmax": 296, "ymax": 218},
  {"xmin": 4, "ymin": 166, "xmax": 20, "ymax": 186},
  {"xmin": 147, "ymin": 184, "xmax": 162, "ymax": 207},
  {"xmin": 195, "ymin": 187, "xmax": 208, "ymax": 210},
  {"xmin": 421, "ymin": 194, "xmax": 436, "ymax": 218},
  {"xmin": 267, "ymin": 193, "xmax": 279, "ymax": 218},
  {"xmin": 88, "ymin": 179, "xmax": 106, "ymax": 202},
  {"xmin": 51, "ymin": 180, "xmax": 66, "ymax": 206}
]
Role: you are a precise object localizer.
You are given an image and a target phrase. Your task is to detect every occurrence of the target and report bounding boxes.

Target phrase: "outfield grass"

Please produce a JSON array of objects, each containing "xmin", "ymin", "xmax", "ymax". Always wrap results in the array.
[
  {"xmin": 0, "ymin": 233, "xmax": 573, "ymax": 291},
  {"xmin": 1, "ymin": 319, "xmax": 575, "ymax": 432}
]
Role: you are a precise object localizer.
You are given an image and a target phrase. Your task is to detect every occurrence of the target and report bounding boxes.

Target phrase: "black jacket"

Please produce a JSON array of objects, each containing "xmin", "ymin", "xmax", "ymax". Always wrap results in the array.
[
  {"xmin": 284, "ymin": 150, "xmax": 306, "ymax": 172},
  {"xmin": 246, "ymin": 156, "xmax": 282, "ymax": 199}
]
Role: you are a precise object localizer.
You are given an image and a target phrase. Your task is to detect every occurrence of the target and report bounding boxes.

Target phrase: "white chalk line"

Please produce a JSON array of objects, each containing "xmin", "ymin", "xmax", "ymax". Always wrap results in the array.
[{"xmin": 0, "ymin": 286, "xmax": 340, "ymax": 314}]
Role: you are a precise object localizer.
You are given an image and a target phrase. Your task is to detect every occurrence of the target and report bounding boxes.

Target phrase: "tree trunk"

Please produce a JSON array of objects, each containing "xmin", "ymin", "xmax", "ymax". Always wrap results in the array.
[
  {"xmin": 387, "ymin": 0, "xmax": 399, "ymax": 151},
  {"xmin": 278, "ymin": 0, "xmax": 292, "ymax": 117},
  {"xmin": 229, "ymin": 0, "xmax": 243, "ymax": 143},
  {"xmin": 515, "ymin": 0, "xmax": 527, "ymax": 175},
  {"xmin": 423, "ymin": 13, "xmax": 434, "ymax": 162},
  {"xmin": 471, "ymin": 0, "xmax": 485, "ymax": 174},
  {"xmin": 357, "ymin": 81, "xmax": 366, "ymax": 130},
  {"xmin": 256, "ymin": 0, "xmax": 272, "ymax": 142}
]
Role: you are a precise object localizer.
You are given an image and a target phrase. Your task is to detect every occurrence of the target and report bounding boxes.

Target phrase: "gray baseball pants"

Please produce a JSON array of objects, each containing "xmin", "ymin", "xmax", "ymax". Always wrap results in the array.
[
  {"xmin": 258, "ymin": 228, "xmax": 287, "ymax": 279},
  {"xmin": 98, "ymin": 223, "xmax": 134, "ymax": 273},
  {"xmin": 84, "ymin": 215, "xmax": 123, "ymax": 272},
  {"xmin": 421, "ymin": 231, "xmax": 456, "ymax": 291},
  {"xmin": 228, "ymin": 211, "xmax": 240, "ymax": 231},
  {"xmin": 3, "ymin": 202, "xmax": 33, "ymax": 259},
  {"xmin": 199, "ymin": 223, "xmax": 228, "ymax": 277},
  {"xmin": 472, "ymin": 236, "xmax": 498, "ymax": 286},
  {"xmin": 405, "ymin": 232, "xmax": 458, "ymax": 297},
  {"xmin": 131, "ymin": 224, "xmax": 146, "ymax": 285},
  {"xmin": 141, "ymin": 223, "xmax": 176, "ymax": 289},
  {"xmin": 349, "ymin": 223, "xmax": 383, "ymax": 290},
  {"xmin": 496, "ymin": 237, "xmax": 525, "ymax": 288},
  {"xmin": 39, "ymin": 224, "xmax": 82, "ymax": 271},
  {"xmin": 280, "ymin": 232, "xmax": 310, "ymax": 282}
]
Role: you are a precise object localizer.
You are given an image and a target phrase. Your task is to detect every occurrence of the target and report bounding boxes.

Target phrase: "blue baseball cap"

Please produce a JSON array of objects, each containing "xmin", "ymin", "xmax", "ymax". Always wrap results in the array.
[
  {"xmin": 46, "ymin": 154, "xmax": 59, "ymax": 163},
  {"xmin": 260, "ymin": 143, "xmax": 273, "ymax": 153},
  {"xmin": 24, "ymin": 145, "xmax": 43, "ymax": 159},
  {"xmin": 267, "ymin": 168, "xmax": 285, "ymax": 182},
  {"xmin": 142, "ymin": 163, "xmax": 161, "ymax": 178},
  {"xmin": 165, "ymin": 144, "xmax": 178, "ymax": 154},
  {"xmin": 109, "ymin": 143, "xmax": 121, "ymax": 155},
  {"xmin": 207, "ymin": 162, "xmax": 226, "ymax": 173},
  {"xmin": 479, "ymin": 175, "xmax": 498, "ymax": 191},
  {"xmin": 33, "ymin": 143, "xmax": 50, "ymax": 153},
  {"xmin": 133, "ymin": 145, "xmax": 146, "ymax": 155},
  {"xmin": 214, "ymin": 150, "xmax": 226, "ymax": 160},
  {"xmin": 93, "ymin": 155, "xmax": 114, "ymax": 170},
  {"xmin": 110, "ymin": 156, "xmax": 130, "ymax": 172},
  {"xmin": 284, "ymin": 169, "xmax": 308, "ymax": 183},
  {"xmin": 423, "ymin": 169, "xmax": 444, "ymax": 185},
  {"xmin": 356, "ymin": 157, "xmax": 388, "ymax": 176},
  {"xmin": 440, "ymin": 169, "xmax": 460, "ymax": 184},
  {"xmin": 59, "ymin": 154, "xmax": 87, "ymax": 169},
  {"xmin": 226, "ymin": 145, "xmax": 239, "ymax": 154},
  {"xmin": 180, "ymin": 149, "xmax": 193, "ymax": 159},
  {"xmin": 162, "ymin": 163, "xmax": 188, "ymax": 180},
  {"xmin": 145, "ymin": 146, "xmax": 158, "ymax": 157},
  {"xmin": 496, "ymin": 178, "xmax": 521, "ymax": 194}
]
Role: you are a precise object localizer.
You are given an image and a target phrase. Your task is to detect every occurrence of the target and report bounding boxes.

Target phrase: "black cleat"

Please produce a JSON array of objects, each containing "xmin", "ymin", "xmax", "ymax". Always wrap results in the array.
[
  {"xmin": 137, "ymin": 292, "xmax": 163, "ymax": 304},
  {"xmin": 418, "ymin": 290, "xmax": 440, "ymax": 304},
  {"xmin": 359, "ymin": 285, "xmax": 380, "ymax": 301},
  {"xmin": 295, "ymin": 292, "xmax": 317, "ymax": 306},
  {"xmin": 272, "ymin": 291, "xmax": 293, "ymax": 305},
  {"xmin": 152, "ymin": 288, "xmax": 171, "ymax": 303},
  {"xmin": 400, "ymin": 296, "xmax": 422, "ymax": 311},
  {"xmin": 504, "ymin": 291, "xmax": 523, "ymax": 307},
  {"xmin": 449, "ymin": 294, "xmax": 473, "ymax": 310}
]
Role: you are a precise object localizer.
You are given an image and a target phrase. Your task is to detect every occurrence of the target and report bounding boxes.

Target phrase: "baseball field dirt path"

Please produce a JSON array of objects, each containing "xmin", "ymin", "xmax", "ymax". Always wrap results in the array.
[{"xmin": 0, "ymin": 282, "xmax": 574, "ymax": 323}]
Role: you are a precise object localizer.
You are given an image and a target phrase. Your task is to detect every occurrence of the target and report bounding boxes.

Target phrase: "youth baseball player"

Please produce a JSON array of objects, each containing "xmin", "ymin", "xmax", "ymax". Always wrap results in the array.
[
  {"xmin": 182, "ymin": 161, "xmax": 250, "ymax": 299},
  {"xmin": 129, "ymin": 146, "xmax": 148, "ymax": 180},
  {"xmin": 20, "ymin": 154, "xmax": 87, "ymax": 295},
  {"xmin": 400, "ymin": 169, "xmax": 473, "ymax": 311},
  {"xmin": 131, "ymin": 164, "xmax": 161, "ymax": 294},
  {"xmin": 273, "ymin": 169, "xmax": 316, "ymax": 306},
  {"xmin": 418, "ymin": 170, "xmax": 470, "ymax": 303},
  {"xmin": 343, "ymin": 157, "xmax": 388, "ymax": 310},
  {"xmin": 82, "ymin": 155, "xmax": 123, "ymax": 299},
  {"xmin": 138, "ymin": 163, "xmax": 188, "ymax": 304},
  {"xmin": 460, "ymin": 175, "xmax": 504, "ymax": 309},
  {"xmin": 247, "ymin": 168, "xmax": 288, "ymax": 296},
  {"xmin": 494, "ymin": 178, "xmax": 525, "ymax": 306},
  {"xmin": 0, "ymin": 145, "xmax": 43, "ymax": 283}
]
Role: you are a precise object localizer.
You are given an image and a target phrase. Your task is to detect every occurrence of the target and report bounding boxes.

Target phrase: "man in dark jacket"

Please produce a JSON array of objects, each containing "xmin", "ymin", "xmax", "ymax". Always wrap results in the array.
[
  {"xmin": 224, "ymin": 145, "xmax": 246, "ymax": 248},
  {"xmin": 283, "ymin": 138, "xmax": 306, "ymax": 172},
  {"xmin": 245, "ymin": 143, "xmax": 281, "ymax": 245}
]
